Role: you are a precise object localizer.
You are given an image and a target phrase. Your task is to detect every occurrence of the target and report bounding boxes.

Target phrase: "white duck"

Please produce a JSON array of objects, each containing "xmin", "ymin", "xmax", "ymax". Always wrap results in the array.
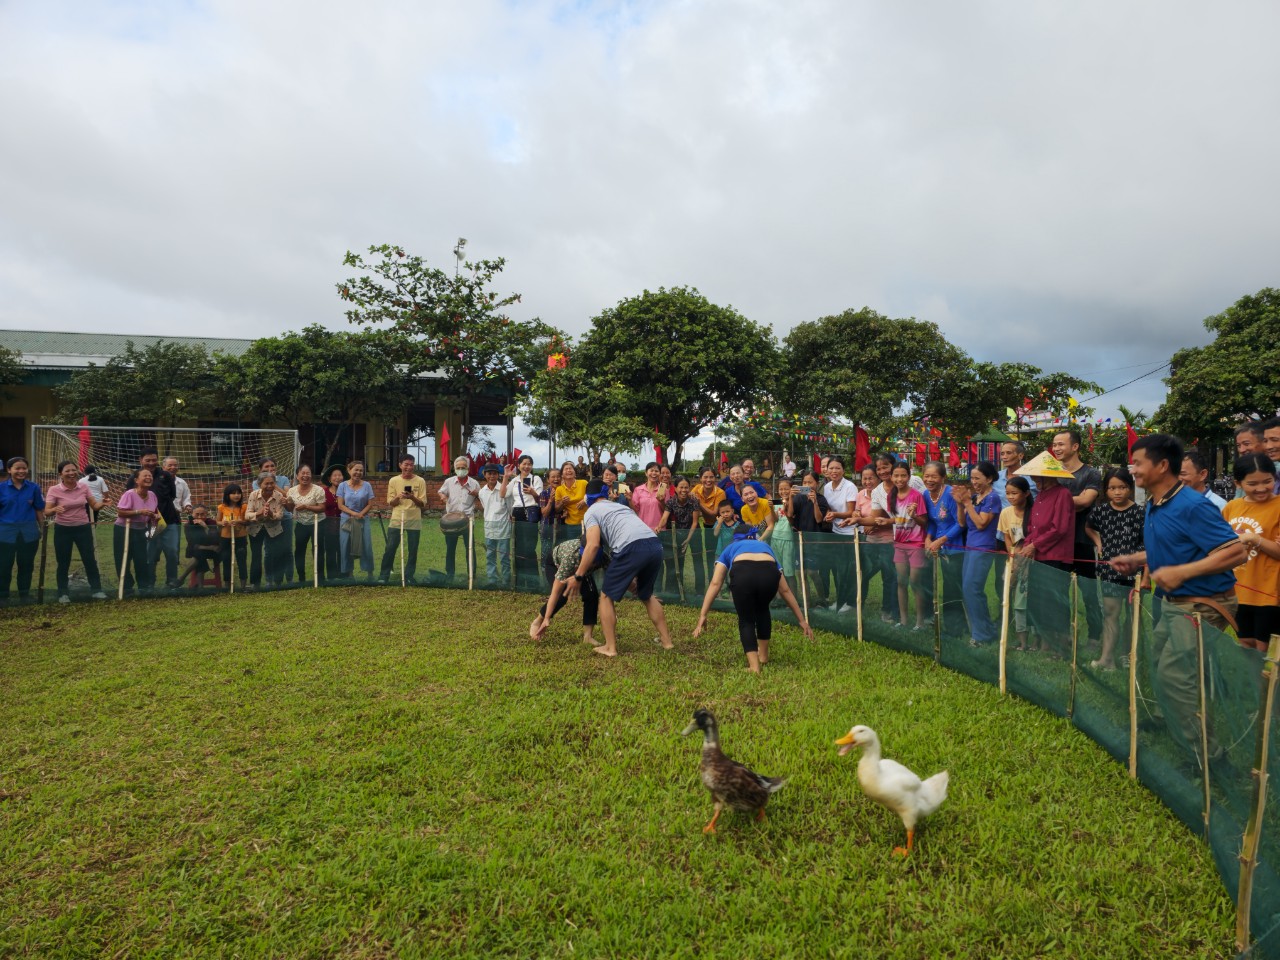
[{"xmin": 835, "ymin": 724, "xmax": 948, "ymax": 856}]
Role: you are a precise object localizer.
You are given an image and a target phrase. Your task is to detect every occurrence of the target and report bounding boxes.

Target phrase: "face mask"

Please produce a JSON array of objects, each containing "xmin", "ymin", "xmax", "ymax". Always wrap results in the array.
[
  {"xmin": 455, "ymin": 468, "xmax": 469, "ymax": 478},
  {"xmin": 617, "ymin": 472, "xmax": 626, "ymax": 482}
]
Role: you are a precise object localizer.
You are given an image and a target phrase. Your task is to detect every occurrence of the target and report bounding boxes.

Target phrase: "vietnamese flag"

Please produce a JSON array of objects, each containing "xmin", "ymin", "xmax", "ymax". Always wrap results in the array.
[
  {"xmin": 928, "ymin": 439, "xmax": 941, "ymax": 462},
  {"xmin": 77, "ymin": 416, "xmax": 91, "ymax": 471},
  {"xmin": 948, "ymin": 442, "xmax": 961, "ymax": 470},
  {"xmin": 1126, "ymin": 423, "xmax": 1138, "ymax": 461},
  {"xmin": 439, "ymin": 423, "xmax": 452, "ymax": 471},
  {"xmin": 968, "ymin": 441, "xmax": 979, "ymax": 463},
  {"xmin": 914, "ymin": 442, "xmax": 926, "ymax": 467},
  {"xmin": 854, "ymin": 426, "xmax": 872, "ymax": 472}
]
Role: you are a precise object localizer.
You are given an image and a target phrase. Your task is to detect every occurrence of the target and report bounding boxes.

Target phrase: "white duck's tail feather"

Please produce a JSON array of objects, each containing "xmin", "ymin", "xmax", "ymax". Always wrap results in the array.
[
  {"xmin": 762, "ymin": 775, "xmax": 789, "ymax": 794},
  {"xmin": 918, "ymin": 771, "xmax": 949, "ymax": 818}
]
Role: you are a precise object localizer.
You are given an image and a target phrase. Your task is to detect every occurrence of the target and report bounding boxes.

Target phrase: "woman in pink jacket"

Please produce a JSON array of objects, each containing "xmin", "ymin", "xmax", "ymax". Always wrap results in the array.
[{"xmin": 1017, "ymin": 452, "xmax": 1078, "ymax": 657}]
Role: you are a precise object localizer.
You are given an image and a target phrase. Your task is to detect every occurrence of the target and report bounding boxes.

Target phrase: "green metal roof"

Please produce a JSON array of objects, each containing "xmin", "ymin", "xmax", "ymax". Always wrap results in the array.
[{"xmin": 0, "ymin": 329, "xmax": 254, "ymax": 367}]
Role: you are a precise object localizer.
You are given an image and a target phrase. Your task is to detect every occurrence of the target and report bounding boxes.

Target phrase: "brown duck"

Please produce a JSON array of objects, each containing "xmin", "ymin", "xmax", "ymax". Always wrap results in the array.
[{"xmin": 681, "ymin": 708, "xmax": 788, "ymax": 833}]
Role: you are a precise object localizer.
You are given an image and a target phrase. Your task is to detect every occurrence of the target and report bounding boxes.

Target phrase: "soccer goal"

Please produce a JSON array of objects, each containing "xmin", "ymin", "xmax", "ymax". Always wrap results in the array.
[{"xmin": 30, "ymin": 425, "xmax": 299, "ymax": 510}]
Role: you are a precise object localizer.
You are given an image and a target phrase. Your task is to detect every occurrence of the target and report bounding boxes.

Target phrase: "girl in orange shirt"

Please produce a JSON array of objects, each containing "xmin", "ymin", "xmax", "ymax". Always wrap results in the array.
[
  {"xmin": 1223, "ymin": 453, "xmax": 1280, "ymax": 648},
  {"xmin": 217, "ymin": 483, "xmax": 248, "ymax": 588}
]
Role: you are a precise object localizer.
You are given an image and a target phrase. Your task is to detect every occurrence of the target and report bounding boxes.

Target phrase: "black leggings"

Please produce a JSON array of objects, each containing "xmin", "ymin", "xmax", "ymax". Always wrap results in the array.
[
  {"xmin": 542, "ymin": 573, "xmax": 600, "ymax": 627},
  {"xmin": 729, "ymin": 560, "xmax": 781, "ymax": 654}
]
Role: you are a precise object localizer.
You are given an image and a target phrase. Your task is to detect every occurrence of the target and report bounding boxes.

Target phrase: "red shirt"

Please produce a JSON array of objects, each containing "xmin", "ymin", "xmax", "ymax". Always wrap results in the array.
[{"xmin": 1025, "ymin": 483, "xmax": 1075, "ymax": 563}]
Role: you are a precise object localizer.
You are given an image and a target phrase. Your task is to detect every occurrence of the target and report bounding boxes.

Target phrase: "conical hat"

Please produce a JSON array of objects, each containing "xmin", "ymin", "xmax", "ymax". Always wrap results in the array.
[{"xmin": 1015, "ymin": 450, "xmax": 1075, "ymax": 480}]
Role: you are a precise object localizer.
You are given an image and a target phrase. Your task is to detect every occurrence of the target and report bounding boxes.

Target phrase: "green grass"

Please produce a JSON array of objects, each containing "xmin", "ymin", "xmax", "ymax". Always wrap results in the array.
[{"xmin": 1, "ymin": 587, "xmax": 1235, "ymax": 958}]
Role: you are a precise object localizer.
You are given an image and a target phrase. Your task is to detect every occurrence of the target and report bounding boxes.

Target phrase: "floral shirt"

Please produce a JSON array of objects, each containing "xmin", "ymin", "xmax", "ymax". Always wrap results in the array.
[{"xmin": 665, "ymin": 494, "xmax": 697, "ymax": 530}]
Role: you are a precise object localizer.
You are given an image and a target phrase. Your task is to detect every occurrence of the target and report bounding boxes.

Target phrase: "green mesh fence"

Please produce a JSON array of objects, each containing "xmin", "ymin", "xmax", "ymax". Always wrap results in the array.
[{"xmin": 5, "ymin": 514, "xmax": 1279, "ymax": 955}]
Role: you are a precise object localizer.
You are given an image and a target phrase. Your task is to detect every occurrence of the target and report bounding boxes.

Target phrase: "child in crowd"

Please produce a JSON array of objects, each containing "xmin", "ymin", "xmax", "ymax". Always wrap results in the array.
[
  {"xmin": 772, "ymin": 477, "xmax": 798, "ymax": 595},
  {"xmin": 1085, "ymin": 468, "xmax": 1143, "ymax": 669},
  {"xmin": 1223, "ymin": 453, "xmax": 1280, "ymax": 649},
  {"xmin": 182, "ymin": 504, "xmax": 222, "ymax": 586},
  {"xmin": 890, "ymin": 463, "xmax": 930, "ymax": 630},
  {"xmin": 478, "ymin": 463, "xmax": 513, "ymax": 587},
  {"xmin": 217, "ymin": 483, "xmax": 248, "ymax": 589},
  {"xmin": 713, "ymin": 500, "xmax": 739, "ymax": 555},
  {"xmin": 998, "ymin": 476, "xmax": 1033, "ymax": 651}
]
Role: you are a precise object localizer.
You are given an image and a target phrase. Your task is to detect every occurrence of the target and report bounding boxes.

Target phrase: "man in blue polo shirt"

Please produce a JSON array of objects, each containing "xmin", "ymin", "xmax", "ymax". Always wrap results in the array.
[
  {"xmin": 566, "ymin": 479, "xmax": 673, "ymax": 658},
  {"xmin": 1111, "ymin": 434, "xmax": 1246, "ymax": 775}
]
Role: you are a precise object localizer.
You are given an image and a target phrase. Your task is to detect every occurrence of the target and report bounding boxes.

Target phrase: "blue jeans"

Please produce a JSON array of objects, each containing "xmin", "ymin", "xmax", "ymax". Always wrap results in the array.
[
  {"xmin": 963, "ymin": 549, "xmax": 997, "ymax": 643},
  {"xmin": 485, "ymin": 537, "xmax": 510, "ymax": 584},
  {"xmin": 149, "ymin": 522, "xmax": 181, "ymax": 587},
  {"xmin": 340, "ymin": 518, "xmax": 374, "ymax": 574}
]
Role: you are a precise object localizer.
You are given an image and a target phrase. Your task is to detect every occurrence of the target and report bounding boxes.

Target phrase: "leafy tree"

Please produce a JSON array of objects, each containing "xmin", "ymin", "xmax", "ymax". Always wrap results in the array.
[
  {"xmin": 0, "ymin": 346, "xmax": 22, "ymax": 400},
  {"xmin": 338, "ymin": 243, "xmax": 559, "ymax": 449},
  {"xmin": 1155, "ymin": 288, "xmax": 1280, "ymax": 446},
  {"xmin": 577, "ymin": 286, "xmax": 777, "ymax": 465},
  {"xmin": 922, "ymin": 361, "xmax": 1101, "ymax": 436},
  {"xmin": 218, "ymin": 326, "xmax": 408, "ymax": 471},
  {"xmin": 54, "ymin": 341, "xmax": 219, "ymax": 424},
  {"xmin": 776, "ymin": 308, "xmax": 971, "ymax": 432},
  {"xmin": 514, "ymin": 363, "xmax": 659, "ymax": 466}
]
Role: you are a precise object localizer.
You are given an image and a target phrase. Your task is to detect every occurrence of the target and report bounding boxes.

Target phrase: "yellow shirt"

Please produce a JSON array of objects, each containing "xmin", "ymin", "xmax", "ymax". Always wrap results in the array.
[
  {"xmin": 693, "ymin": 484, "xmax": 727, "ymax": 527},
  {"xmin": 740, "ymin": 499, "xmax": 773, "ymax": 533},
  {"xmin": 1223, "ymin": 497, "xmax": 1280, "ymax": 608},
  {"xmin": 388, "ymin": 474, "xmax": 430, "ymax": 530},
  {"xmin": 555, "ymin": 479, "xmax": 588, "ymax": 525}
]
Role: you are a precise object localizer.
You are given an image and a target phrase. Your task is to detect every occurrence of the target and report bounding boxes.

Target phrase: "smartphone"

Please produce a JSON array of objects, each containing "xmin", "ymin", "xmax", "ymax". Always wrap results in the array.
[{"xmin": 404, "ymin": 485, "xmax": 412, "ymax": 495}]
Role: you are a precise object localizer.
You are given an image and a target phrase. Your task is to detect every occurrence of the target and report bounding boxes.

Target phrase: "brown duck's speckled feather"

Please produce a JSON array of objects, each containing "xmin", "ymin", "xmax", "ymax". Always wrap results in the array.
[{"xmin": 699, "ymin": 744, "xmax": 787, "ymax": 812}]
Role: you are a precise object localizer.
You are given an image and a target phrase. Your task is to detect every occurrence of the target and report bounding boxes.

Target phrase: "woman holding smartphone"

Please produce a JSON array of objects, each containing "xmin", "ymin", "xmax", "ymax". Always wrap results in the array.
[{"xmin": 511, "ymin": 454, "xmax": 544, "ymax": 588}]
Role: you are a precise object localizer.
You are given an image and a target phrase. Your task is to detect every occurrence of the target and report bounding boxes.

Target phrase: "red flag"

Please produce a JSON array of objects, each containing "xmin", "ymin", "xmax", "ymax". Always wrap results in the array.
[
  {"xmin": 77, "ymin": 416, "xmax": 91, "ymax": 472},
  {"xmin": 440, "ymin": 423, "xmax": 452, "ymax": 471},
  {"xmin": 1126, "ymin": 423, "xmax": 1138, "ymax": 461},
  {"xmin": 854, "ymin": 426, "xmax": 872, "ymax": 472},
  {"xmin": 968, "ymin": 441, "xmax": 978, "ymax": 463},
  {"xmin": 948, "ymin": 442, "xmax": 961, "ymax": 469},
  {"xmin": 512, "ymin": 447, "xmax": 522, "ymax": 461},
  {"xmin": 928, "ymin": 439, "xmax": 941, "ymax": 462},
  {"xmin": 812, "ymin": 453, "xmax": 821, "ymax": 474},
  {"xmin": 914, "ymin": 442, "xmax": 926, "ymax": 467}
]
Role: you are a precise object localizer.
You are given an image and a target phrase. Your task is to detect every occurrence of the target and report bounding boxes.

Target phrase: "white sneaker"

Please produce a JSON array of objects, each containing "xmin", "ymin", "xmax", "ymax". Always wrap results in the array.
[
  {"xmin": 91, "ymin": 591, "xmax": 108, "ymax": 600},
  {"xmin": 838, "ymin": 603, "xmax": 854, "ymax": 614},
  {"xmin": 826, "ymin": 602, "xmax": 839, "ymax": 611},
  {"xmin": 58, "ymin": 594, "xmax": 71, "ymax": 604}
]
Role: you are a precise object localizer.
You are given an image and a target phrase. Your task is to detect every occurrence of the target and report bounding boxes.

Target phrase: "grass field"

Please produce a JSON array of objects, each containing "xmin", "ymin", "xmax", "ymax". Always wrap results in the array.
[{"xmin": 1, "ymin": 587, "xmax": 1235, "ymax": 958}]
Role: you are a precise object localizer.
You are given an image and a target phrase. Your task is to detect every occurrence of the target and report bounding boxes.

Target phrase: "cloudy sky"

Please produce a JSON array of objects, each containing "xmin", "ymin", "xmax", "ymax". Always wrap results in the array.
[{"xmin": 2, "ymin": 0, "xmax": 1277, "ymax": 460}]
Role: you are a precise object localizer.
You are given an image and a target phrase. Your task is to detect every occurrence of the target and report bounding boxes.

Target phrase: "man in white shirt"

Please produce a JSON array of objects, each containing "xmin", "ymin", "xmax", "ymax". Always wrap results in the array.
[
  {"xmin": 782, "ymin": 452, "xmax": 796, "ymax": 479},
  {"xmin": 1179, "ymin": 452, "xmax": 1227, "ymax": 509},
  {"xmin": 822, "ymin": 456, "xmax": 859, "ymax": 613},
  {"xmin": 436, "ymin": 454, "xmax": 480, "ymax": 580},
  {"xmin": 164, "ymin": 457, "xmax": 192, "ymax": 514},
  {"xmin": 478, "ymin": 463, "xmax": 515, "ymax": 586}
]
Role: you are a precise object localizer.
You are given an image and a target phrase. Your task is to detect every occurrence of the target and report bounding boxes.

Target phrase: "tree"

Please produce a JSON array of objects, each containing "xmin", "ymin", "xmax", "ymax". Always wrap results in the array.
[
  {"xmin": 514, "ymin": 363, "xmax": 658, "ymax": 466},
  {"xmin": 0, "ymin": 346, "xmax": 22, "ymax": 401},
  {"xmin": 54, "ymin": 341, "xmax": 219, "ymax": 424},
  {"xmin": 338, "ymin": 243, "xmax": 559, "ymax": 449},
  {"xmin": 776, "ymin": 308, "xmax": 971, "ymax": 433},
  {"xmin": 921, "ymin": 361, "xmax": 1101, "ymax": 437},
  {"xmin": 1155, "ymin": 288, "xmax": 1280, "ymax": 447},
  {"xmin": 577, "ymin": 286, "xmax": 777, "ymax": 465},
  {"xmin": 218, "ymin": 326, "xmax": 408, "ymax": 470}
]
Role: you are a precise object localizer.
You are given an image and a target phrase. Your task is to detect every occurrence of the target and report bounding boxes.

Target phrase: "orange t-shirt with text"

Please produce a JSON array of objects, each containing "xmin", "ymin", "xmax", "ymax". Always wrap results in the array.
[{"xmin": 1223, "ymin": 497, "xmax": 1280, "ymax": 608}]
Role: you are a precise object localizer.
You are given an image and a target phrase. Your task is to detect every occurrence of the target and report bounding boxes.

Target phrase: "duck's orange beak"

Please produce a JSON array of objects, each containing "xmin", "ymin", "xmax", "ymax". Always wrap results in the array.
[{"xmin": 834, "ymin": 731, "xmax": 856, "ymax": 756}]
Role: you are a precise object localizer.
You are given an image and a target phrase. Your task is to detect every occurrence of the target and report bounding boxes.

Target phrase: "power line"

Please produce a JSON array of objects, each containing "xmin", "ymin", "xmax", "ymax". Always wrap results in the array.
[{"xmin": 1081, "ymin": 361, "xmax": 1171, "ymax": 404}]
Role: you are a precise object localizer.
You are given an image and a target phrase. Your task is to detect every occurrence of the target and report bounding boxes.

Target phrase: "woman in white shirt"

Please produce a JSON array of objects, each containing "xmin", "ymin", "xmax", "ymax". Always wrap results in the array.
[{"xmin": 285, "ymin": 465, "xmax": 327, "ymax": 583}]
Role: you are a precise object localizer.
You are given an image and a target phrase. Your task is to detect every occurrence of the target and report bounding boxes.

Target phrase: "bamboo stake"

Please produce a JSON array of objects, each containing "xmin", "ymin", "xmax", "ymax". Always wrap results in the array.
[
  {"xmin": 229, "ymin": 522, "xmax": 237, "ymax": 595},
  {"xmin": 35, "ymin": 518, "xmax": 50, "ymax": 603},
  {"xmin": 798, "ymin": 531, "xmax": 809, "ymax": 623},
  {"xmin": 1236, "ymin": 633, "xmax": 1280, "ymax": 953},
  {"xmin": 1068, "ymin": 573, "xmax": 1079, "ymax": 720},
  {"xmin": 1128, "ymin": 578, "xmax": 1144, "ymax": 779},
  {"xmin": 675, "ymin": 529, "xmax": 686, "ymax": 603},
  {"xmin": 933, "ymin": 552, "xmax": 942, "ymax": 663},
  {"xmin": 999, "ymin": 554, "xmax": 1013, "ymax": 695},
  {"xmin": 1195, "ymin": 612, "xmax": 1210, "ymax": 840},
  {"xmin": 467, "ymin": 514, "xmax": 475, "ymax": 591},
  {"xmin": 117, "ymin": 520, "xmax": 130, "ymax": 601},
  {"xmin": 854, "ymin": 533, "xmax": 864, "ymax": 642}
]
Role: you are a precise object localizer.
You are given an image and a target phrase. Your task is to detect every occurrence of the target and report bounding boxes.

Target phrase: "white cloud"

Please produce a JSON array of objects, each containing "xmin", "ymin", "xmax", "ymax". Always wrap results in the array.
[{"xmin": 2, "ymin": 0, "xmax": 1277, "ymax": 444}]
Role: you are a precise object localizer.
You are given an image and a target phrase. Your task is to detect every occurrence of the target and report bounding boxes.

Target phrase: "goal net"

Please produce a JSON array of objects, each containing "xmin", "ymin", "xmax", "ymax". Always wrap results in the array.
[{"xmin": 30, "ymin": 425, "xmax": 299, "ymax": 512}]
